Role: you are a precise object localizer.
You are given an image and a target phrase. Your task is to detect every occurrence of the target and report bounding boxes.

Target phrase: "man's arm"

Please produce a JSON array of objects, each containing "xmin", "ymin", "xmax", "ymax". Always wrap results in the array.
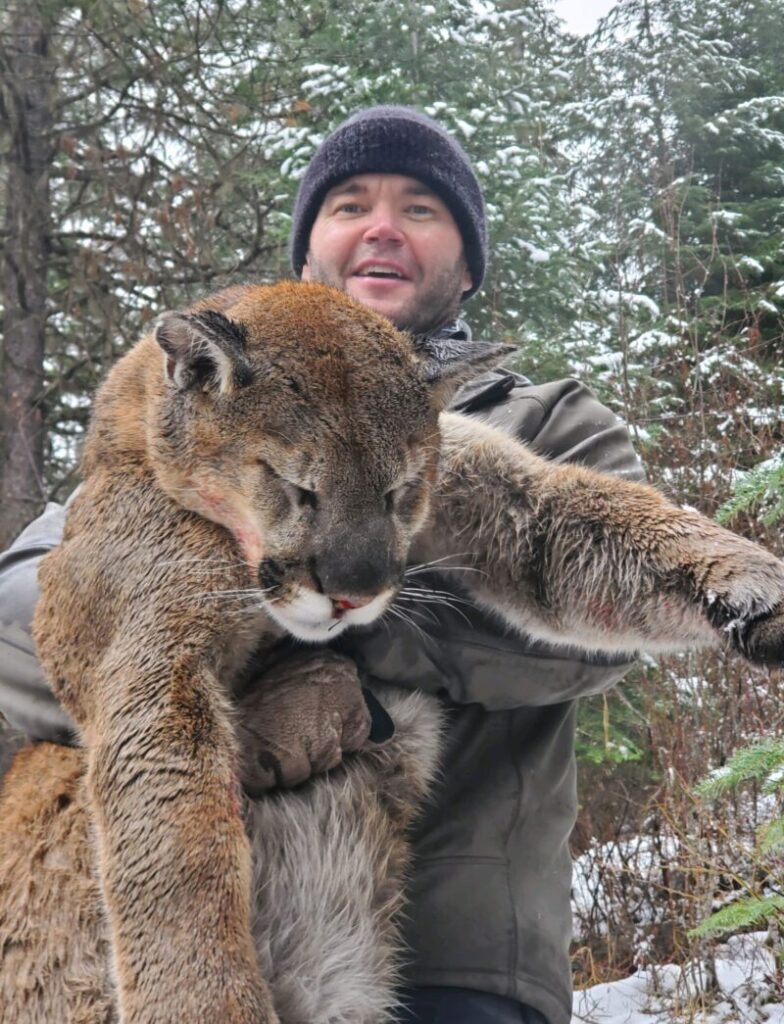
[{"xmin": 0, "ymin": 503, "xmax": 77, "ymax": 742}]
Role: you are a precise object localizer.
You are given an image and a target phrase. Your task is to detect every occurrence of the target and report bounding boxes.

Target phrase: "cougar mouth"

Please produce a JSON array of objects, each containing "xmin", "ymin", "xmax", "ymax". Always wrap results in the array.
[{"xmin": 265, "ymin": 586, "xmax": 396, "ymax": 642}]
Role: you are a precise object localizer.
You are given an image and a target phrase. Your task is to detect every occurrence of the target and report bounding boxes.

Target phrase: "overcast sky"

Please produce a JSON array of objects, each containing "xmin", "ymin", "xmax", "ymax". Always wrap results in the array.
[{"xmin": 554, "ymin": 0, "xmax": 616, "ymax": 35}]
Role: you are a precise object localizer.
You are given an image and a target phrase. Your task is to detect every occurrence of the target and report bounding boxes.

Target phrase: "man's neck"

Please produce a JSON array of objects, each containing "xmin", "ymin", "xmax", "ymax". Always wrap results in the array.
[{"xmin": 405, "ymin": 316, "xmax": 470, "ymax": 341}]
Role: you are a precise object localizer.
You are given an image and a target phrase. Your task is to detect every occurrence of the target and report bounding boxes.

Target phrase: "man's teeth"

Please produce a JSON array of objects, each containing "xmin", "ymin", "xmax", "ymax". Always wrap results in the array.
[{"xmin": 360, "ymin": 266, "xmax": 403, "ymax": 278}]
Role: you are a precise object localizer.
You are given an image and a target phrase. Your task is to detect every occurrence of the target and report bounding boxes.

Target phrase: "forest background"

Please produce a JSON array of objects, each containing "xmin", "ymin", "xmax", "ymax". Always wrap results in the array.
[{"xmin": 2, "ymin": 0, "xmax": 784, "ymax": 998}]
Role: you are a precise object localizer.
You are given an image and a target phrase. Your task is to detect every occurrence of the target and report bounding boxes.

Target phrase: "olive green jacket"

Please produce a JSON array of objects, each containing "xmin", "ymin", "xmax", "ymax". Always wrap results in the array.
[
  {"xmin": 338, "ymin": 369, "xmax": 644, "ymax": 1024},
  {"xmin": 0, "ymin": 368, "xmax": 643, "ymax": 1024}
]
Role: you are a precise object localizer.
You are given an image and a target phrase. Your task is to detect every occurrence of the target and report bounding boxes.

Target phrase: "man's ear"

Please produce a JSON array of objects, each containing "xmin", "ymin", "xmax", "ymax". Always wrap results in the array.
[
  {"xmin": 154, "ymin": 309, "xmax": 254, "ymax": 394},
  {"xmin": 413, "ymin": 334, "xmax": 516, "ymax": 408},
  {"xmin": 301, "ymin": 255, "xmax": 312, "ymax": 281},
  {"xmin": 461, "ymin": 265, "xmax": 472, "ymax": 295}
]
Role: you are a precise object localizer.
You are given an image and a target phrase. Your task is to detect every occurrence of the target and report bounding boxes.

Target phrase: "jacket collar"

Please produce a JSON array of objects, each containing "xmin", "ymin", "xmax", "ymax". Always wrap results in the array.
[
  {"xmin": 424, "ymin": 319, "xmax": 529, "ymax": 414},
  {"xmin": 429, "ymin": 317, "xmax": 472, "ymax": 342}
]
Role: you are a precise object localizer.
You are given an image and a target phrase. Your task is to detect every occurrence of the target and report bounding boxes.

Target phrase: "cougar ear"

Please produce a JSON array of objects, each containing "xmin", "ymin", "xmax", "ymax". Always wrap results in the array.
[
  {"xmin": 413, "ymin": 335, "xmax": 516, "ymax": 407},
  {"xmin": 154, "ymin": 309, "xmax": 254, "ymax": 394}
]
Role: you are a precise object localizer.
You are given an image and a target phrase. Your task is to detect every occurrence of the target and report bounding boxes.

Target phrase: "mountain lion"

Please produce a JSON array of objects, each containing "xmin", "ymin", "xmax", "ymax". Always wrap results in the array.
[{"xmin": 1, "ymin": 281, "xmax": 783, "ymax": 1024}]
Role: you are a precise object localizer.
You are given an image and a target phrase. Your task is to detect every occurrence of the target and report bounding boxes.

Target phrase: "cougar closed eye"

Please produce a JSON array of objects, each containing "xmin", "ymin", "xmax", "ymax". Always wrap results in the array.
[
  {"xmin": 257, "ymin": 457, "xmax": 319, "ymax": 510},
  {"xmin": 295, "ymin": 486, "xmax": 318, "ymax": 510}
]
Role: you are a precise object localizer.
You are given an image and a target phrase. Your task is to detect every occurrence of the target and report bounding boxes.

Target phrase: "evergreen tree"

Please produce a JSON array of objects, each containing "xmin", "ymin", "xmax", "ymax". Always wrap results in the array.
[
  {"xmin": 0, "ymin": 0, "xmax": 586, "ymax": 525},
  {"xmin": 1, "ymin": 0, "xmax": 307, "ymax": 535},
  {"xmin": 568, "ymin": 4, "xmax": 784, "ymax": 970},
  {"xmin": 569, "ymin": 0, "xmax": 784, "ymax": 500},
  {"xmin": 692, "ymin": 735, "xmax": 784, "ymax": 939},
  {"xmin": 265, "ymin": 0, "xmax": 587, "ymax": 362}
]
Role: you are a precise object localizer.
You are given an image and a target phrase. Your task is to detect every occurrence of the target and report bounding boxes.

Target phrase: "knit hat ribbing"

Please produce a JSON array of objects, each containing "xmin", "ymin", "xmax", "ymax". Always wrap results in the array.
[{"xmin": 289, "ymin": 106, "xmax": 487, "ymax": 300}]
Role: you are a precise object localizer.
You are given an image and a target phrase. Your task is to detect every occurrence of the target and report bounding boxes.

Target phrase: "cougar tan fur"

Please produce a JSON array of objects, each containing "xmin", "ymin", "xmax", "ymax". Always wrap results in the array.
[{"xmin": 1, "ymin": 281, "xmax": 784, "ymax": 1024}]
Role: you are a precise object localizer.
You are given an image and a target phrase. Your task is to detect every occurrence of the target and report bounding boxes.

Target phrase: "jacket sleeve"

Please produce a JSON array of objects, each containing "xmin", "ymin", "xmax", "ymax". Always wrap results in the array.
[
  {"xmin": 491, "ymin": 377, "xmax": 645, "ymax": 483},
  {"xmin": 0, "ymin": 503, "xmax": 77, "ymax": 742},
  {"xmin": 339, "ymin": 376, "xmax": 645, "ymax": 709}
]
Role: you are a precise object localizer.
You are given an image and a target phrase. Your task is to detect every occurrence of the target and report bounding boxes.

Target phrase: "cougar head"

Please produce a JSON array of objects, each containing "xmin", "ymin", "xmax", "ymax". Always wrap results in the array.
[{"xmin": 151, "ymin": 282, "xmax": 509, "ymax": 641}]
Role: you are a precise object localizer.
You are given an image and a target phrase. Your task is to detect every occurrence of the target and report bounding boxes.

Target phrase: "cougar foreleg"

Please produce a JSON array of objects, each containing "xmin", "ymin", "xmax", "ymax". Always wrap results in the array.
[
  {"xmin": 424, "ymin": 413, "xmax": 784, "ymax": 664},
  {"xmin": 78, "ymin": 641, "xmax": 276, "ymax": 1024}
]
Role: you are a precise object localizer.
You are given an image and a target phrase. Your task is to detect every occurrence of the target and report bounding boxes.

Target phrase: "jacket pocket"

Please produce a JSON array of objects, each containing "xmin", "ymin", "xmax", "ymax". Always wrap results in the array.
[{"xmin": 402, "ymin": 856, "xmax": 515, "ymax": 976}]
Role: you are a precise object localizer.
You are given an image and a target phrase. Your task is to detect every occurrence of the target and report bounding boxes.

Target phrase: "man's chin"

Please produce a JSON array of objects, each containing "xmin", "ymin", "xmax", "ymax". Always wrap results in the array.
[{"xmin": 344, "ymin": 281, "xmax": 413, "ymax": 326}]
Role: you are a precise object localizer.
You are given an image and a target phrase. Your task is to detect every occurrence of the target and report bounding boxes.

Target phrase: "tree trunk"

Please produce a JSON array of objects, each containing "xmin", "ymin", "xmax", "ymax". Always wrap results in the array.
[{"xmin": 0, "ymin": 3, "xmax": 54, "ymax": 548}]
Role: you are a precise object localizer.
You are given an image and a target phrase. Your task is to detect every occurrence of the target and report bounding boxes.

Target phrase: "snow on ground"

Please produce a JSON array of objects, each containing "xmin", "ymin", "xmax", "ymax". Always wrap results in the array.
[{"xmin": 572, "ymin": 933, "xmax": 783, "ymax": 1023}]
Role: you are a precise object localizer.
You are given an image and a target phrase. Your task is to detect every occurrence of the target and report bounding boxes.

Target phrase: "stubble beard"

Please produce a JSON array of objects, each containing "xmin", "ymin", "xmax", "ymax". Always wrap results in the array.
[{"xmin": 305, "ymin": 253, "xmax": 467, "ymax": 336}]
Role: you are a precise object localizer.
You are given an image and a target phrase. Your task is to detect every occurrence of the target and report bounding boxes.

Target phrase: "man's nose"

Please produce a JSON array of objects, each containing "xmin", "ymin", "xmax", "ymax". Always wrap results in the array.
[{"xmin": 362, "ymin": 209, "xmax": 404, "ymax": 244}]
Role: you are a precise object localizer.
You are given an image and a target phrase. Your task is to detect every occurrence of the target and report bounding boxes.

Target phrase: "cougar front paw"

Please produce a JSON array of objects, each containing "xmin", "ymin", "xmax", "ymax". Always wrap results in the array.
[
  {"xmin": 702, "ymin": 553, "xmax": 784, "ymax": 665},
  {"xmin": 236, "ymin": 650, "xmax": 371, "ymax": 796},
  {"xmin": 729, "ymin": 604, "xmax": 784, "ymax": 665}
]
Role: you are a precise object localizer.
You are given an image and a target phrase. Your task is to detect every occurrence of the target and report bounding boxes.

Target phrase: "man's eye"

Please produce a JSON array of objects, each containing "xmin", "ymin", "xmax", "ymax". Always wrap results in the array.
[
  {"xmin": 407, "ymin": 204, "xmax": 433, "ymax": 216},
  {"xmin": 336, "ymin": 202, "xmax": 363, "ymax": 214}
]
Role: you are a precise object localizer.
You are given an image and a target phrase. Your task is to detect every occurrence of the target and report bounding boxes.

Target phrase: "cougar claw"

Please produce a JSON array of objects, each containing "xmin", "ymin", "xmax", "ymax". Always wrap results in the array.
[{"xmin": 737, "ymin": 606, "xmax": 784, "ymax": 666}]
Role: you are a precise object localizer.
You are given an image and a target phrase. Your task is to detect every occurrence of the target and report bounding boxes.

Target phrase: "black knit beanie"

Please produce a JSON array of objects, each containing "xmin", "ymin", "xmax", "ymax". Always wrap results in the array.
[{"xmin": 289, "ymin": 106, "xmax": 487, "ymax": 300}]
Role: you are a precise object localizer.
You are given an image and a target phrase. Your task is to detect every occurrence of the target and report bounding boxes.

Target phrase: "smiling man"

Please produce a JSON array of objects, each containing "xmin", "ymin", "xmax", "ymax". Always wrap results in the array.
[
  {"xmin": 289, "ymin": 106, "xmax": 487, "ymax": 336},
  {"xmin": 0, "ymin": 107, "xmax": 644, "ymax": 1024},
  {"xmin": 301, "ymin": 175, "xmax": 472, "ymax": 332}
]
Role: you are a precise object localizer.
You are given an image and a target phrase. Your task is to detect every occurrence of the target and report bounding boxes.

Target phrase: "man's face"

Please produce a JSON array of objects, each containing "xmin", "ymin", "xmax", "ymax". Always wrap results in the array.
[{"xmin": 301, "ymin": 174, "xmax": 472, "ymax": 335}]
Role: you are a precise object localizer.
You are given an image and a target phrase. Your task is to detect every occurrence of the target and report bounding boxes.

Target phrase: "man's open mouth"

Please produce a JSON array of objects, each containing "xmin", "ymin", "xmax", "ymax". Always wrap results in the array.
[{"xmin": 353, "ymin": 262, "xmax": 409, "ymax": 280}]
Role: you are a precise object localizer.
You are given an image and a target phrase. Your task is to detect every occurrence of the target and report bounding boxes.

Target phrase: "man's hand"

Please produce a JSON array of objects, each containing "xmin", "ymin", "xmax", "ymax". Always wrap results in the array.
[{"xmin": 236, "ymin": 650, "xmax": 372, "ymax": 796}]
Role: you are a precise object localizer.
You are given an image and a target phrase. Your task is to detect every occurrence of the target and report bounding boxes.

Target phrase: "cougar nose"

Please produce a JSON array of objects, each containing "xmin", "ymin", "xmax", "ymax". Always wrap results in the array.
[{"xmin": 316, "ymin": 517, "xmax": 402, "ymax": 599}]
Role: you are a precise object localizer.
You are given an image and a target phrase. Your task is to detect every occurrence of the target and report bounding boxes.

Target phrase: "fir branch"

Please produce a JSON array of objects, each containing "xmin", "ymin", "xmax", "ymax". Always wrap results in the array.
[
  {"xmin": 716, "ymin": 457, "xmax": 784, "ymax": 527},
  {"xmin": 758, "ymin": 817, "xmax": 784, "ymax": 856},
  {"xmin": 695, "ymin": 737, "xmax": 784, "ymax": 798},
  {"xmin": 689, "ymin": 893, "xmax": 784, "ymax": 939}
]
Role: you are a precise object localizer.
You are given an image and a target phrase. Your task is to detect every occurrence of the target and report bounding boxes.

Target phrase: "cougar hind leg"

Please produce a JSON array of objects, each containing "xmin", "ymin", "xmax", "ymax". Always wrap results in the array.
[
  {"xmin": 0, "ymin": 743, "xmax": 115, "ymax": 1024},
  {"xmin": 246, "ymin": 686, "xmax": 442, "ymax": 1024}
]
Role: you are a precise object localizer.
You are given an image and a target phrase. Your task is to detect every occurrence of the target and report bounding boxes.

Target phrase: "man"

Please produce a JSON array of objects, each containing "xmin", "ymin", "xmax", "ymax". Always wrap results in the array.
[{"xmin": 0, "ymin": 107, "xmax": 643, "ymax": 1024}]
